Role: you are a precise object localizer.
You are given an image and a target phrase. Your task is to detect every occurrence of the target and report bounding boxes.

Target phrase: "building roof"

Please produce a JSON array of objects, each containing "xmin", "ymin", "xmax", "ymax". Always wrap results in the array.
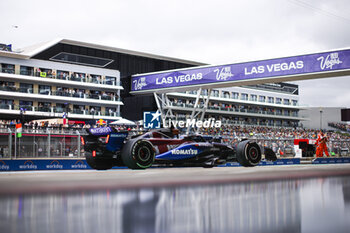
[{"xmin": 1, "ymin": 38, "xmax": 206, "ymax": 66}]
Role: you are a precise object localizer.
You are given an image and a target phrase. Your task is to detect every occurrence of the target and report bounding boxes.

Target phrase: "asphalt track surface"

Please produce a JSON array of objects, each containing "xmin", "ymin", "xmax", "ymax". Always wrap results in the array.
[{"xmin": 1, "ymin": 164, "xmax": 350, "ymax": 195}]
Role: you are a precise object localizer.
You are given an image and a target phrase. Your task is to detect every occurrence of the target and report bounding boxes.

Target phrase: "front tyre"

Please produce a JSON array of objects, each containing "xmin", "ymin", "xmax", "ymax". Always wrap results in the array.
[
  {"xmin": 121, "ymin": 139, "xmax": 155, "ymax": 169},
  {"xmin": 236, "ymin": 140, "xmax": 261, "ymax": 167},
  {"xmin": 85, "ymin": 151, "xmax": 114, "ymax": 170}
]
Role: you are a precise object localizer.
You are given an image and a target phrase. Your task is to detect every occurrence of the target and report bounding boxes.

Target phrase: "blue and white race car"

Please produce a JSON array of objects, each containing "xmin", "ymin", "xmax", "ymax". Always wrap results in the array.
[{"xmin": 82, "ymin": 127, "xmax": 277, "ymax": 170}]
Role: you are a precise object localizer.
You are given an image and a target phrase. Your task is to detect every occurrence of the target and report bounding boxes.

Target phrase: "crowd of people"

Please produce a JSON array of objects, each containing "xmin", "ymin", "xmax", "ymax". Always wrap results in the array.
[
  {"xmin": 1, "ymin": 119, "xmax": 349, "ymax": 140},
  {"xmin": 0, "ymin": 120, "xmax": 138, "ymax": 133},
  {"xmin": 0, "ymin": 119, "xmax": 349, "ymax": 158},
  {"xmin": 328, "ymin": 122, "xmax": 350, "ymax": 133},
  {"xmin": 198, "ymin": 125, "xmax": 350, "ymax": 141}
]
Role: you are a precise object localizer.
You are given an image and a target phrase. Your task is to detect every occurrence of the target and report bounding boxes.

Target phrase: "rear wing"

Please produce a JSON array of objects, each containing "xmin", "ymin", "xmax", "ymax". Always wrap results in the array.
[{"xmin": 87, "ymin": 127, "xmax": 115, "ymax": 136}]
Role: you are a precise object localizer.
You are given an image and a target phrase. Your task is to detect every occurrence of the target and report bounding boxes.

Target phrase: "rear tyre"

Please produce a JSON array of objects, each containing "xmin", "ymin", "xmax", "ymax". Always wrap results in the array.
[
  {"xmin": 236, "ymin": 140, "xmax": 261, "ymax": 167},
  {"xmin": 121, "ymin": 139, "xmax": 155, "ymax": 169},
  {"xmin": 85, "ymin": 151, "xmax": 114, "ymax": 170}
]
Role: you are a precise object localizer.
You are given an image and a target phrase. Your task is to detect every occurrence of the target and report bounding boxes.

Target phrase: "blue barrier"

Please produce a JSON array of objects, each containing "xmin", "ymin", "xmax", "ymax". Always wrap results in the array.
[
  {"xmin": 1, "ymin": 157, "xmax": 349, "ymax": 171},
  {"xmin": 0, "ymin": 159, "xmax": 91, "ymax": 171},
  {"xmin": 0, "ymin": 159, "xmax": 131, "ymax": 171},
  {"xmin": 312, "ymin": 157, "xmax": 350, "ymax": 164},
  {"xmin": 221, "ymin": 158, "xmax": 301, "ymax": 167}
]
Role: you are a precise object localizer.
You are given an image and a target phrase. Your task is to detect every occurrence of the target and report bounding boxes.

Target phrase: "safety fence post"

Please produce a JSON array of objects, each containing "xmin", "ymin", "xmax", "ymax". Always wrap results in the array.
[{"xmin": 8, "ymin": 128, "xmax": 12, "ymax": 159}]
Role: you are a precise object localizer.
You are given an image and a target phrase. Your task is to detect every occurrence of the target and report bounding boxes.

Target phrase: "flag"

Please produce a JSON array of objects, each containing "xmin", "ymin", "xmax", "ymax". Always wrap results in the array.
[
  {"xmin": 63, "ymin": 112, "xmax": 67, "ymax": 125},
  {"xmin": 16, "ymin": 123, "xmax": 22, "ymax": 138}
]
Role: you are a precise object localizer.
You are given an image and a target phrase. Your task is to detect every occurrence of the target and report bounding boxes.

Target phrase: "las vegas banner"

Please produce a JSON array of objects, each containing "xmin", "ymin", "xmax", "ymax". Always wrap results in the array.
[{"xmin": 131, "ymin": 48, "xmax": 350, "ymax": 93}]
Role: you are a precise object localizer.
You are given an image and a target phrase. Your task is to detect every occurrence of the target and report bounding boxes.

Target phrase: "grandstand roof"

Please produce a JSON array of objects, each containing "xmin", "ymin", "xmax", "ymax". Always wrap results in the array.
[{"xmin": 0, "ymin": 38, "xmax": 206, "ymax": 66}]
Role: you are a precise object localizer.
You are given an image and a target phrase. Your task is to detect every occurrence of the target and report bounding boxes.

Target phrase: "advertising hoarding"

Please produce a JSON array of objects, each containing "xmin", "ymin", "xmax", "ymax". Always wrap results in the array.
[{"xmin": 131, "ymin": 49, "xmax": 350, "ymax": 94}]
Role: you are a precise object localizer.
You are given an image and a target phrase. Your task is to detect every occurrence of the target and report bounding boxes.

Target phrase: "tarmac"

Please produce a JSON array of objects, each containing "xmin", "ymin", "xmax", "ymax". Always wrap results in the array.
[{"xmin": 1, "ymin": 163, "xmax": 350, "ymax": 195}]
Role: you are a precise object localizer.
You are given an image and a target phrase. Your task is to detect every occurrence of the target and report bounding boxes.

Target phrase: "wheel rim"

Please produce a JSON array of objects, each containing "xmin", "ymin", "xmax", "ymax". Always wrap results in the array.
[
  {"xmin": 137, "ymin": 147, "xmax": 151, "ymax": 162},
  {"xmin": 244, "ymin": 143, "xmax": 261, "ymax": 165},
  {"xmin": 248, "ymin": 147, "xmax": 259, "ymax": 160}
]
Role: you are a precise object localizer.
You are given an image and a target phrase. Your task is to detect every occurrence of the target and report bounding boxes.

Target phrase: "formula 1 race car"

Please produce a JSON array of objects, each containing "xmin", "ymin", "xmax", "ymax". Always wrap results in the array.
[{"xmin": 82, "ymin": 127, "xmax": 277, "ymax": 170}]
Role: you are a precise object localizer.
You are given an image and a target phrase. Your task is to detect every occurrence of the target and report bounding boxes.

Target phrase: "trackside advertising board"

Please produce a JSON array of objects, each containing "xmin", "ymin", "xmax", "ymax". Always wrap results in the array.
[{"xmin": 131, "ymin": 48, "xmax": 350, "ymax": 94}]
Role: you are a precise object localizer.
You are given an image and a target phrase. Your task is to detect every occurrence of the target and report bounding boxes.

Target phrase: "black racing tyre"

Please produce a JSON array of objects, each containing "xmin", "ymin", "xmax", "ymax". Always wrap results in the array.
[
  {"xmin": 236, "ymin": 140, "xmax": 262, "ymax": 167},
  {"xmin": 85, "ymin": 151, "xmax": 114, "ymax": 170},
  {"xmin": 121, "ymin": 139, "xmax": 155, "ymax": 169}
]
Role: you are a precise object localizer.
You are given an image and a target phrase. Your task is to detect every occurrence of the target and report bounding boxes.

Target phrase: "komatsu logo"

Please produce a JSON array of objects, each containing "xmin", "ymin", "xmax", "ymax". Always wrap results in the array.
[{"xmin": 171, "ymin": 148, "xmax": 198, "ymax": 155}]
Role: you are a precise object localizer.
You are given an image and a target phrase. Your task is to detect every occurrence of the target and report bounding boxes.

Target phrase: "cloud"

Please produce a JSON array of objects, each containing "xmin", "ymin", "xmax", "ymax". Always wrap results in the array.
[{"xmin": 1, "ymin": 0, "xmax": 349, "ymax": 107}]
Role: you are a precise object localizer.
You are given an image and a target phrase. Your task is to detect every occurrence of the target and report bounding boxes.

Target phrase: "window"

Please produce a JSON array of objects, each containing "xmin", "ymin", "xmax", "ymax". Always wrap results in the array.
[
  {"xmin": 38, "ymin": 102, "xmax": 51, "ymax": 112},
  {"xmin": 0, "ymin": 81, "xmax": 15, "ymax": 91},
  {"xmin": 276, "ymin": 98, "xmax": 282, "ymax": 104},
  {"xmin": 19, "ymin": 83, "xmax": 33, "ymax": 93},
  {"xmin": 89, "ymin": 74, "xmax": 101, "ymax": 84},
  {"xmin": 268, "ymin": 97, "xmax": 274, "ymax": 104},
  {"xmin": 35, "ymin": 68, "xmax": 53, "ymax": 78},
  {"xmin": 56, "ymin": 86, "xmax": 71, "ymax": 97},
  {"xmin": 55, "ymin": 103, "xmax": 69, "ymax": 113},
  {"xmin": 19, "ymin": 100, "xmax": 33, "ymax": 110},
  {"xmin": 20, "ymin": 66, "xmax": 34, "ymax": 76},
  {"xmin": 283, "ymin": 99, "xmax": 290, "ymax": 105},
  {"xmin": 250, "ymin": 95, "xmax": 257, "ymax": 101},
  {"xmin": 241, "ymin": 93, "xmax": 248, "ymax": 101},
  {"xmin": 101, "ymin": 91, "xmax": 114, "ymax": 100},
  {"xmin": 211, "ymin": 90, "xmax": 219, "ymax": 97},
  {"xmin": 106, "ymin": 107, "xmax": 117, "ymax": 116},
  {"xmin": 0, "ymin": 99, "xmax": 13, "ymax": 109},
  {"xmin": 71, "ymin": 72, "xmax": 86, "ymax": 82},
  {"xmin": 73, "ymin": 105, "xmax": 86, "ymax": 114},
  {"xmin": 72, "ymin": 88, "xmax": 85, "ymax": 98},
  {"xmin": 39, "ymin": 85, "xmax": 51, "ymax": 95},
  {"xmin": 259, "ymin": 96, "xmax": 266, "ymax": 103},
  {"xmin": 89, "ymin": 106, "xmax": 101, "ymax": 115},
  {"xmin": 201, "ymin": 89, "xmax": 208, "ymax": 96},
  {"xmin": 50, "ymin": 52, "xmax": 114, "ymax": 67},
  {"xmin": 292, "ymin": 100, "xmax": 298, "ymax": 106},
  {"xmin": 88, "ymin": 90, "xmax": 100, "ymax": 99},
  {"xmin": 222, "ymin": 91, "xmax": 230, "ymax": 98},
  {"xmin": 1, "ymin": 63, "xmax": 15, "ymax": 74},
  {"xmin": 105, "ymin": 76, "xmax": 117, "ymax": 85},
  {"xmin": 57, "ymin": 70, "xmax": 69, "ymax": 80},
  {"xmin": 231, "ymin": 92, "xmax": 239, "ymax": 99}
]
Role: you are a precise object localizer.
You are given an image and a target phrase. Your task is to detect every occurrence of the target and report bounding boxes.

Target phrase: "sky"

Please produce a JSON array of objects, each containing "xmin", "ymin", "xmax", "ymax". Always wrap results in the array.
[{"xmin": 1, "ymin": 0, "xmax": 350, "ymax": 107}]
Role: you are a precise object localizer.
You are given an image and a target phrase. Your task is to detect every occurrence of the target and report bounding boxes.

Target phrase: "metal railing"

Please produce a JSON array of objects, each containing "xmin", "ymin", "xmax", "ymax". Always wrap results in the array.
[
  {"xmin": 221, "ymin": 137, "xmax": 350, "ymax": 157},
  {"xmin": 0, "ymin": 67, "xmax": 120, "ymax": 86},
  {"xmin": 169, "ymin": 103, "xmax": 300, "ymax": 118},
  {"xmin": 0, "ymin": 128, "xmax": 85, "ymax": 159},
  {"xmin": 0, "ymin": 104, "xmax": 121, "ymax": 117},
  {"xmin": 0, "ymin": 127, "xmax": 349, "ymax": 159},
  {"xmin": 0, "ymin": 87, "xmax": 121, "ymax": 102}
]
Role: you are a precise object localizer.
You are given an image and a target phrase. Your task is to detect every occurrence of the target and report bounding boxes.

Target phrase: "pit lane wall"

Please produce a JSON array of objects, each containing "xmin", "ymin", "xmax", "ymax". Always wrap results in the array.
[{"xmin": 1, "ymin": 157, "xmax": 350, "ymax": 171}]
